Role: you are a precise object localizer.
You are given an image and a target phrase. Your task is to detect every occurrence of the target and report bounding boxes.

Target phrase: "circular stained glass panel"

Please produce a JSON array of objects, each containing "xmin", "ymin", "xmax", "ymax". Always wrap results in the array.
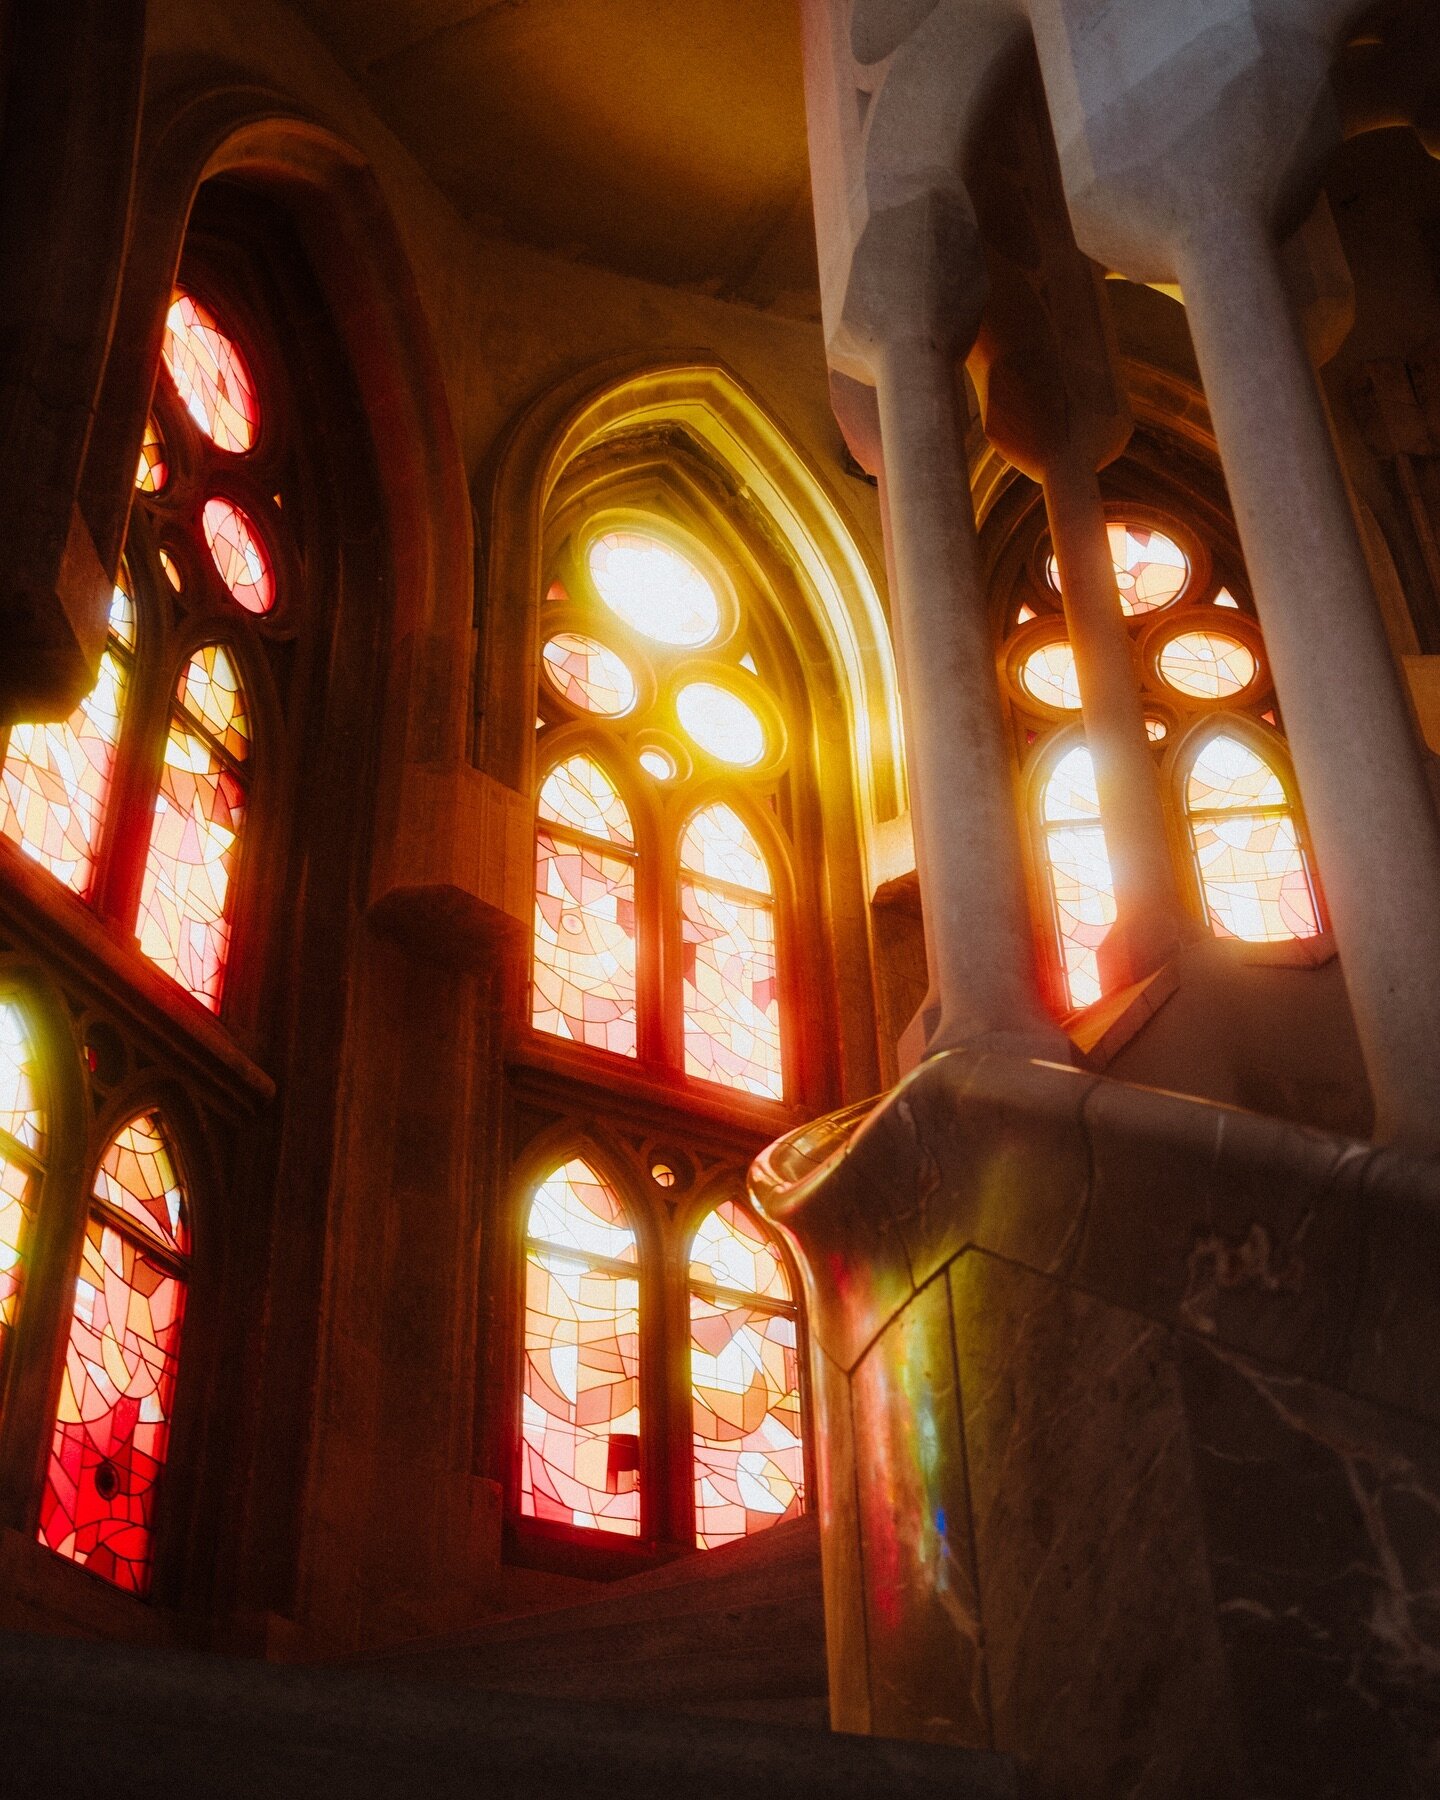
[
  {"xmin": 202, "ymin": 497, "xmax": 275, "ymax": 614},
  {"xmin": 541, "ymin": 632, "xmax": 636, "ymax": 716},
  {"xmin": 675, "ymin": 682, "xmax": 766, "ymax": 766},
  {"xmin": 638, "ymin": 747, "xmax": 676, "ymax": 781},
  {"xmin": 162, "ymin": 292, "xmax": 260, "ymax": 454},
  {"xmin": 588, "ymin": 532, "xmax": 719, "ymax": 647},
  {"xmin": 1157, "ymin": 630, "xmax": 1256, "ymax": 700},
  {"xmin": 1019, "ymin": 640, "xmax": 1082, "ymax": 711},
  {"xmin": 1049, "ymin": 522, "xmax": 1190, "ymax": 616}
]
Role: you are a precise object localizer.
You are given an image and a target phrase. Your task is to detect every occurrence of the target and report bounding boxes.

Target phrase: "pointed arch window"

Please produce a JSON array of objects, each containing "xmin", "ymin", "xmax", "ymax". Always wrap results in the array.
[
  {"xmin": 520, "ymin": 1157, "xmax": 641, "ymax": 1536},
  {"xmin": 532, "ymin": 755, "xmax": 638, "ymax": 1055},
  {"xmin": 1040, "ymin": 744, "xmax": 1117, "ymax": 1009},
  {"xmin": 0, "ymin": 999, "xmax": 45, "ymax": 1366},
  {"xmin": 689, "ymin": 1199, "xmax": 803, "ymax": 1548},
  {"xmin": 680, "ymin": 805, "xmax": 781, "ymax": 1098},
  {"xmin": 40, "ymin": 1111, "xmax": 190, "ymax": 1595},
  {"xmin": 1184, "ymin": 732, "xmax": 1319, "ymax": 942}
]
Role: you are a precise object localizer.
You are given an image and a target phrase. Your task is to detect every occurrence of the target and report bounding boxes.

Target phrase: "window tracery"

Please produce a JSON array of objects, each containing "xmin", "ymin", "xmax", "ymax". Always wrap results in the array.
[{"xmin": 0, "ymin": 999, "xmax": 45, "ymax": 1365}]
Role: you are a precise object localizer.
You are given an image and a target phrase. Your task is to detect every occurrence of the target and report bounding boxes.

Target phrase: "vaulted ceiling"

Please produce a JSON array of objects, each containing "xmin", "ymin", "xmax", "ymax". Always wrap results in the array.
[{"xmin": 292, "ymin": 0, "xmax": 820, "ymax": 317}]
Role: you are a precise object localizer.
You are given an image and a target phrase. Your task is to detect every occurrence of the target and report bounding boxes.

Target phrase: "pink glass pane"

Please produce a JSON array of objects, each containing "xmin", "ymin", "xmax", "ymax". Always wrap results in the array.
[
  {"xmin": 532, "ymin": 830, "xmax": 637, "ymax": 1055},
  {"xmin": 136, "ymin": 720, "xmax": 247, "ymax": 1011},
  {"xmin": 680, "ymin": 804, "xmax": 771, "ymax": 895},
  {"xmin": 162, "ymin": 292, "xmax": 259, "ymax": 453},
  {"xmin": 135, "ymin": 416, "xmax": 168, "ymax": 493},
  {"xmin": 692, "ymin": 1294, "xmax": 803, "ymax": 1549},
  {"xmin": 521, "ymin": 1160, "xmax": 640, "ymax": 1536},
  {"xmin": 202, "ymin": 497, "xmax": 275, "ymax": 614},
  {"xmin": 1187, "ymin": 735, "xmax": 1319, "ymax": 942},
  {"xmin": 681, "ymin": 879, "xmax": 782, "ymax": 1098},
  {"xmin": 538, "ymin": 755, "xmax": 633, "ymax": 848},
  {"xmin": 92, "ymin": 1116, "xmax": 188, "ymax": 1257},
  {"xmin": 690, "ymin": 1199, "xmax": 791, "ymax": 1303},
  {"xmin": 0, "ymin": 1001, "xmax": 44, "ymax": 1351},
  {"xmin": 40, "ymin": 1216, "xmax": 186, "ymax": 1594},
  {"xmin": 0, "ymin": 588, "xmax": 133, "ymax": 897},
  {"xmin": 1042, "ymin": 746, "xmax": 1116, "ymax": 1009},
  {"xmin": 541, "ymin": 634, "xmax": 636, "ymax": 717}
]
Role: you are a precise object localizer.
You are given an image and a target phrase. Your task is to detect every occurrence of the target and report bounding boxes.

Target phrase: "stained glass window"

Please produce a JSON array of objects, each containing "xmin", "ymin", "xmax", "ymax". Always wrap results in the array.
[
  {"xmin": 1019, "ymin": 640, "xmax": 1082, "ymax": 712},
  {"xmin": 161, "ymin": 292, "xmax": 259, "ymax": 454},
  {"xmin": 675, "ymin": 682, "xmax": 767, "ymax": 766},
  {"xmin": 136, "ymin": 645, "xmax": 250, "ymax": 1011},
  {"xmin": 1048, "ymin": 522, "xmax": 1189, "ymax": 615},
  {"xmin": 0, "ymin": 1000, "xmax": 45, "ymax": 1364},
  {"xmin": 202, "ymin": 497, "xmax": 276, "ymax": 614},
  {"xmin": 135, "ymin": 417, "xmax": 168, "ymax": 493},
  {"xmin": 680, "ymin": 805, "xmax": 781, "ymax": 1098},
  {"xmin": 521, "ymin": 1158, "xmax": 641, "ymax": 1536},
  {"xmin": 0, "ymin": 585, "xmax": 135, "ymax": 898},
  {"xmin": 588, "ymin": 532, "xmax": 719, "ymax": 646},
  {"xmin": 1157, "ymin": 630, "xmax": 1256, "ymax": 700},
  {"xmin": 1041, "ymin": 745, "xmax": 1117, "ymax": 1009},
  {"xmin": 541, "ymin": 634, "xmax": 636, "ymax": 717},
  {"xmin": 533, "ymin": 755, "xmax": 637, "ymax": 1055},
  {"xmin": 689, "ymin": 1199, "xmax": 803, "ymax": 1548},
  {"xmin": 1186, "ymin": 733, "xmax": 1319, "ymax": 942},
  {"xmin": 40, "ymin": 1112, "xmax": 189, "ymax": 1595}
]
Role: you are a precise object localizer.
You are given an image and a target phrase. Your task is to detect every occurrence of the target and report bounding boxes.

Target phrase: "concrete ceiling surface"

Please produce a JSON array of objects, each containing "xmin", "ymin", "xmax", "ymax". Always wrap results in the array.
[{"xmin": 291, "ymin": 0, "xmax": 820, "ymax": 314}]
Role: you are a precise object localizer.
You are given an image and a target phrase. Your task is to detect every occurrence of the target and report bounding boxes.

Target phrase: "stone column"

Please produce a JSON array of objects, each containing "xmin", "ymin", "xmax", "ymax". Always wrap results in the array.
[{"xmin": 1175, "ymin": 217, "xmax": 1440, "ymax": 1150}]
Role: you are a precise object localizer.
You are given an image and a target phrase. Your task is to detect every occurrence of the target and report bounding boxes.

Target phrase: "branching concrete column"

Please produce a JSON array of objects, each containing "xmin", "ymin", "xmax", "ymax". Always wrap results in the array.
[{"xmin": 1027, "ymin": 0, "xmax": 1440, "ymax": 1150}]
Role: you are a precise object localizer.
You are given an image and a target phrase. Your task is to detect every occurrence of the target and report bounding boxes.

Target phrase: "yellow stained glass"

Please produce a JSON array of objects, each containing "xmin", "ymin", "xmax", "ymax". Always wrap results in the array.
[
  {"xmin": 680, "ymin": 804, "xmax": 771, "ymax": 895},
  {"xmin": 1042, "ymin": 745, "xmax": 1116, "ymax": 1009},
  {"xmin": 135, "ymin": 417, "xmax": 168, "ymax": 494},
  {"xmin": 538, "ymin": 755, "xmax": 633, "ymax": 848},
  {"xmin": 675, "ymin": 682, "xmax": 766, "ymax": 766},
  {"xmin": 1019, "ymin": 641, "xmax": 1082, "ymax": 712},
  {"xmin": 1158, "ymin": 630, "xmax": 1257, "ymax": 700},
  {"xmin": 681, "ymin": 805, "xmax": 780, "ymax": 1098},
  {"xmin": 1186, "ymin": 734, "xmax": 1319, "ymax": 943},
  {"xmin": 541, "ymin": 634, "xmax": 637, "ymax": 717},
  {"xmin": 588, "ymin": 532, "xmax": 718, "ymax": 647}
]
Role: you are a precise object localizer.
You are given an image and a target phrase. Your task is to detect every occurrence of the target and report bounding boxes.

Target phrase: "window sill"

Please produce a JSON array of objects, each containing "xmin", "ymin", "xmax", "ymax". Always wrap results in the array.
[
  {"xmin": 0, "ymin": 1526, "xmax": 171, "ymax": 1642},
  {"xmin": 503, "ymin": 1515, "xmax": 694, "ymax": 1583}
]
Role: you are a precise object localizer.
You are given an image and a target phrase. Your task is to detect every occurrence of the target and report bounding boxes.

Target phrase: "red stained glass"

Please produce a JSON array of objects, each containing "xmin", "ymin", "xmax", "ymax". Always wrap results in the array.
[
  {"xmin": 0, "ymin": 587, "xmax": 134, "ymax": 897},
  {"xmin": 690, "ymin": 1200, "xmax": 803, "ymax": 1549},
  {"xmin": 136, "ymin": 646, "xmax": 250, "ymax": 1011},
  {"xmin": 202, "ymin": 497, "xmax": 275, "ymax": 614},
  {"xmin": 162, "ymin": 292, "xmax": 259, "ymax": 453},
  {"xmin": 135, "ymin": 417, "xmax": 168, "ymax": 493},
  {"xmin": 1042, "ymin": 745, "xmax": 1117, "ymax": 1009},
  {"xmin": 521, "ymin": 1159, "xmax": 641, "ymax": 1536},
  {"xmin": 40, "ymin": 1114, "xmax": 189, "ymax": 1595},
  {"xmin": 0, "ymin": 1001, "xmax": 45, "ymax": 1359},
  {"xmin": 680, "ymin": 806, "xmax": 781, "ymax": 1098},
  {"xmin": 1186, "ymin": 733, "xmax": 1320, "ymax": 942}
]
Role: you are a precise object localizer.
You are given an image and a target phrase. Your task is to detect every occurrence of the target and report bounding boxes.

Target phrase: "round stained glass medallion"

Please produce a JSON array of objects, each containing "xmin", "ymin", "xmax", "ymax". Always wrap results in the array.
[
  {"xmin": 1157, "ymin": 629, "xmax": 1256, "ymax": 700},
  {"xmin": 162, "ymin": 292, "xmax": 260, "ymax": 454},
  {"xmin": 1019, "ymin": 640, "xmax": 1082, "ymax": 711},
  {"xmin": 202, "ymin": 496, "xmax": 275, "ymax": 614},
  {"xmin": 675, "ymin": 682, "xmax": 766, "ymax": 766},
  {"xmin": 1145, "ymin": 716, "xmax": 1169, "ymax": 743},
  {"xmin": 588, "ymin": 531, "xmax": 719, "ymax": 647},
  {"xmin": 638, "ymin": 746, "xmax": 677, "ymax": 781},
  {"xmin": 1048, "ymin": 522, "xmax": 1190, "ymax": 616},
  {"xmin": 540, "ymin": 632, "xmax": 636, "ymax": 717}
]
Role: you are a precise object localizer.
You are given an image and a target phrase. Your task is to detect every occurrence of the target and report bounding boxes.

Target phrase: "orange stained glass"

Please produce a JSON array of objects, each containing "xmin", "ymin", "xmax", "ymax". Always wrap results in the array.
[
  {"xmin": 1019, "ymin": 640, "xmax": 1082, "ymax": 712},
  {"xmin": 135, "ymin": 417, "xmax": 168, "ymax": 493},
  {"xmin": 521, "ymin": 1159, "xmax": 641, "ymax": 1536},
  {"xmin": 1186, "ymin": 733, "xmax": 1320, "ymax": 942},
  {"xmin": 0, "ymin": 1001, "xmax": 45, "ymax": 1353},
  {"xmin": 1145, "ymin": 716, "xmax": 1169, "ymax": 742},
  {"xmin": 0, "ymin": 586, "xmax": 134, "ymax": 897},
  {"xmin": 690, "ymin": 1200, "xmax": 803, "ymax": 1549},
  {"xmin": 1158, "ymin": 629, "xmax": 1257, "ymax": 700},
  {"xmin": 162, "ymin": 292, "xmax": 259, "ymax": 453},
  {"xmin": 680, "ymin": 805, "xmax": 781, "ymax": 1098},
  {"xmin": 588, "ymin": 531, "xmax": 719, "ymax": 647},
  {"xmin": 136, "ymin": 646, "xmax": 250, "ymax": 1012},
  {"xmin": 1042, "ymin": 745, "xmax": 1117, "ymax": 1009},
  {"xmin": 1048, "ymin": 522, "xmax": 1189, "ymax": 616},
  {"xmin": 40, "ymin": 1112, "xmax": 189, "ymax": 1596},
  {"xmin": 202, "ymin": 497, "xmax": 275, "ymax": 614},
  {"xmin": 541, "ymin": 634, "xmax": 636, "ymax": 717},
  {"xmin": 533, "ymin": 756, "xmax": 637, "ymax": 1055},
  {"xmin": 160, "ymin": 551, "xmax": 183, "ymax": 593},
  {"xmin": 675, "ymin": 682, "xmax": 766, "ymax": 766}
]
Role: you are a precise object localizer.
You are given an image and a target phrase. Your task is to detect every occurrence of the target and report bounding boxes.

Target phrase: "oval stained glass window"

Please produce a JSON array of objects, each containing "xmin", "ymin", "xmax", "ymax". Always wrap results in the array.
[
  {"xmin": 588, "ymin": 532, "xmax": 719, "ymax": 647},
  {"xmin": 541, "ymin": 633, "xmax": 636, "ymax": 717},
  {"xmin": 638, "ymin": 747, "xmax": 676, "ymax": 781},
  {"xmin": 202, "ymin": 497, "xmax": 275, "ymax": 614},
  {"xmin": 675, "ymin": 683, "xmax": 766, "ymax": 766},
  {"xmin": 162, "ymin": 293, "xmax": 260, "ymax": 454},
  {"xmin": 1048, "ymin": 522, "xmax": 1189, "ymax": 616},
  {"xmin": 1158, "ymin": 630, "xmax": 1257, "ymax": 700},
  {"xmin": 1019, "ymin": 641, "xmax": 1082, "ymax": 711}
]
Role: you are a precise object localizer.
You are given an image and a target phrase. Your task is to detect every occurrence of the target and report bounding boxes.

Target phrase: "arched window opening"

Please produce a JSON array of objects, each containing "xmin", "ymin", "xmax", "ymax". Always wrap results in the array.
[
  {"xmin": 532, "ymin": 755, "xmax": 638, "ymax": 1056},
  {"xmin": 688, "ymin": 1199, "xmax": 803, "ymax": 1548},
  {"xmin": 40, "ymin": 1111, "xmax": 190, "ymax": 1595},
  {"xmin": 136, "ymin": 645, "xmax": 251, "ymax": 1011},
  {"xmin": 1185, "ymin": 733, "xmax": 1320, "ymax": 942},
  {"xmin": 680, "ymin": 804, "xmax": 782, "ymax": 1098},
  {"xmin": 0, "ymin": 1000, "xmax": 45, "ymax": 1368},
  {"xmin": 521, "ymin": 1158, "xmax": 641, "ymax": 1536},
  {"xmin": 1040, "ymin": 745, "xmax": 1117, "ymax": 1010},
  {"xmin": 0, "ymin": 585, "xmax": 135, "ymax": 898}
]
